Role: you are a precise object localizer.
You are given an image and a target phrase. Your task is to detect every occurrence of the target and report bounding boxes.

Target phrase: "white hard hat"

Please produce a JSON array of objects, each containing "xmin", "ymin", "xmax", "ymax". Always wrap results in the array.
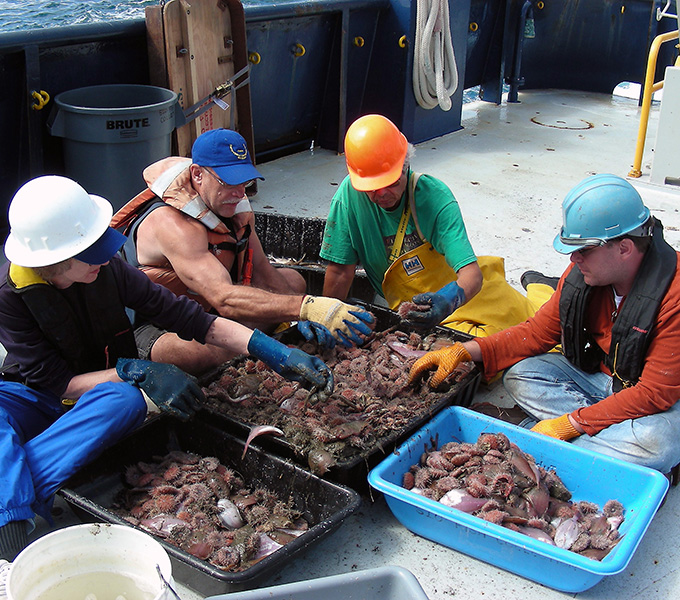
[{"xmin": 4, "ymin": 175, "xmax": 114, "ymax": 267}]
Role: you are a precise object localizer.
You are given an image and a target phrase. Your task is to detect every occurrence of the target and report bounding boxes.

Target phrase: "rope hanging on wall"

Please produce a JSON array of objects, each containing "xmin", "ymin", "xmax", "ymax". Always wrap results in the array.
[{"xmin": 413, "ymin": 0, "xmax": 459, "ymax": 110}]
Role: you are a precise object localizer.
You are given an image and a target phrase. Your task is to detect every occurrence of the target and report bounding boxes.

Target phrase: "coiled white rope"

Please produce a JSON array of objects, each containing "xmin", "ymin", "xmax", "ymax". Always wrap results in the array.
[{"xmin": 413, "ymin": 0, "xmax": 459, "ymax": 111}]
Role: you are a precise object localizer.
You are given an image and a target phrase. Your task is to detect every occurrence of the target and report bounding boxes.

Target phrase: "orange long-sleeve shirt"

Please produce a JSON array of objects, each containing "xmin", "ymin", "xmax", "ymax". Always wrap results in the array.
[{"xmin": 477, "ymin": 259, "xmax": 680, "ymax": 435}]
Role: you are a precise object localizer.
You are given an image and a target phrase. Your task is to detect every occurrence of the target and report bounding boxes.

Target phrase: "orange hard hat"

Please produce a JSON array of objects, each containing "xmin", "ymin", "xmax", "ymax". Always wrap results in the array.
[{"xmin": 344, "ymin": 114, "xmax": 408, "ymax": 191}]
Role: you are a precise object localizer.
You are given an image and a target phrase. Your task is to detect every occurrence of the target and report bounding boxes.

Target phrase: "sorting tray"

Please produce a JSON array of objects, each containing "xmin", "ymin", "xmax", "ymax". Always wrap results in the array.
[
  {"xmin": 199, "ymin": 302, "xmax": 481, "ymax": 490},
  {"xmin": 204, "ymin": 565, "xmax": 430, "ymax": 600},
  {"xmin": 368, "ymin": 406, "xmax": 669, "ymax": 593},
  {"xmin": 59, "ymin": 414, "xmax": 361, "ymax": 597}
]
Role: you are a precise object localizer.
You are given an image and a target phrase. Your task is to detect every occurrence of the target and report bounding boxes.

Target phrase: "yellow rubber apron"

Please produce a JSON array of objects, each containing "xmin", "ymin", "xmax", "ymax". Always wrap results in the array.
[{"xmin": 382, "ymin": 173, "xmax": 540, "ymax": 337}]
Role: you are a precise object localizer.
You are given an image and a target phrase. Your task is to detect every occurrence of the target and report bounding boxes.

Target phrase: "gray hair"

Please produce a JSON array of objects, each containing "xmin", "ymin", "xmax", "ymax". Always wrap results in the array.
[
  {"xmin": 33, "ymin": 258, "xmax": 74, "ymax": 281},
  {"xmin": 403, "ymin": 143, "xmax": 416, "ymax": 173}
]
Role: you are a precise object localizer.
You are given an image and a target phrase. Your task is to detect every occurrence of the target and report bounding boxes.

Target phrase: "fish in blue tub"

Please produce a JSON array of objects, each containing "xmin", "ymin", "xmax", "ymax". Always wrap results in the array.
[{"xmin": 402, "ymin": 432, "xmax": 624, "ymax": 560}]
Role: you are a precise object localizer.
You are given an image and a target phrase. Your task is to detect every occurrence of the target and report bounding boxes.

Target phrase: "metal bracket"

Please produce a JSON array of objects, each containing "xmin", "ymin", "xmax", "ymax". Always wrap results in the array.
[{"xmin": 180, "ymin": 64, "xmax": 250, "ymax": 125}]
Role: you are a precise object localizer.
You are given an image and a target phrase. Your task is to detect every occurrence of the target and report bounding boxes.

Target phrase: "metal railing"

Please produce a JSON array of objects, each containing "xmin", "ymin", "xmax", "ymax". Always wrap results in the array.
[{"xmin": 629, "ymin": 28, "xmax": 679, "ymax": 178}]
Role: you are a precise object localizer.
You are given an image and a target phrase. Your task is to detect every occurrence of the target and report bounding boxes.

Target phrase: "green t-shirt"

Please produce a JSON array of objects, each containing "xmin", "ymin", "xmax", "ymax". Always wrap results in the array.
[{"xmin": 320, "ymin": 171, "xmax": 477, "ymax": 296}]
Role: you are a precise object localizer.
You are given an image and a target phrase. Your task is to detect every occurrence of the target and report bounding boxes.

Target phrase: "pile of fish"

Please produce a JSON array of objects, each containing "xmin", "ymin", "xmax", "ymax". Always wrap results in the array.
[
  {"xmin": 396, "ymin": 300, "xmax": 429, "ymax": 321},
  {"xmin": 403, "ymin": 432, "xmax": 624, "ymax": 560},
  {"xmin": 114, "ymin": 450, "xmax": 309, "ymax": 570},
  {"xmin": 201, "ymin": 328, "xmax": 474, "ymax": 475}
]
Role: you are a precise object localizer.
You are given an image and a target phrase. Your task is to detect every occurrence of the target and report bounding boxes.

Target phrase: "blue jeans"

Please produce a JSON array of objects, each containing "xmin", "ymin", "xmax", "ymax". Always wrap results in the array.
[
  {"xmin": 503, "ymin": 353, "xmax": 680, "ymax": 473},
  {"xmin": 0, "ymin": 381, "xmax": 146, "ymax": 526}
]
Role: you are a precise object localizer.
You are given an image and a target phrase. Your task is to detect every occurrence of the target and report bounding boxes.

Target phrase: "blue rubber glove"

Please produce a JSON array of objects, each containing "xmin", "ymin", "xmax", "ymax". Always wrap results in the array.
[
  {"xmin": 116, "ymin": 358, "xmax": 204, "ymax": 421},
  {"xmin": 335, "ymin": 309, "xmax": 375, "ymax": 347},
  {"xmin": 297, "ymin": 321, "xmax": 336, "ymax": 349},
  {"xmin": 299, "ymin": 296, "xmax": 375, "ymax": 347},
  {"xmin": 248, "ymin": 329, "xmax": 334, "ymax": 393},
  {"xmin": 405, "ymin": 281, "xmax": 466, "ymax": 330}
]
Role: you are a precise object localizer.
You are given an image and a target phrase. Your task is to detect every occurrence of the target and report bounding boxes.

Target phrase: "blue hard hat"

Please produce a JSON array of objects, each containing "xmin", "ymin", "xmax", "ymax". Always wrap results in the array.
[{"xmin": 553, "ymin": 174, "xmax": 651, "ymax": 254}]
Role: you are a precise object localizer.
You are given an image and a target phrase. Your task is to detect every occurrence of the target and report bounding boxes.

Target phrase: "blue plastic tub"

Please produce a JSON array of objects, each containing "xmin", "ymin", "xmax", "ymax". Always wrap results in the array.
[{"xmin": 368, "ymin": 406, "xmax": 669, "ymax": 592}]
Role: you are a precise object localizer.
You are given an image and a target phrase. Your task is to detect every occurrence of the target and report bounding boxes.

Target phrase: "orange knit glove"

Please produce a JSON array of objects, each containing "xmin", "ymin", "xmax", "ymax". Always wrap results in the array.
[
  {"xmin": 409, "ymin": 342, "xmax": 472, "ymax": 388},
  {"xmin": 531, "ymin": 414, "xmax": 581, "ymax": 441}
]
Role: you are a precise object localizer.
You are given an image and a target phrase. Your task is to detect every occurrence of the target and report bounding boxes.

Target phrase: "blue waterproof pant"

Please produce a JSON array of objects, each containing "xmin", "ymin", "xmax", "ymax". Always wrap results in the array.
[
  {"xmin": 0, "ymin": 381, "xmax": 146, "ymax": 526},
  {"xmin": 503, "ymin": 353, "xmax": 680, "ymax": 473}
]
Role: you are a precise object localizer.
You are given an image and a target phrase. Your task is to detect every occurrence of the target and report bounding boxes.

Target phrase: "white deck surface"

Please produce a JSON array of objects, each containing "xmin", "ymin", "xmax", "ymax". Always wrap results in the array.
[{"xmin": 35, "ymin": 88, "xmax": 680, "ymax": 600}]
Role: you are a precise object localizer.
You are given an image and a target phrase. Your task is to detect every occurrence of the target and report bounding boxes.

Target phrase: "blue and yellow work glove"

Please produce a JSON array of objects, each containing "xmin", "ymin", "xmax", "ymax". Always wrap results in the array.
[
  {"xmin": 531, "ymin": 414, "xmax": 581, "ymax": 441},
  {"xmin": 299, "ymin": 296, "xmax": 375, "ymax": 347},
  {"xmin": 297, "ymin": 321, "xmax": 336, "ymax": 349},
  {"xmin": 405, "ymin": 281, "xmax": 466, "ymax": 330},
  {"xmin": 248, "ymin": 329, "xmax": 334, "ymax": 393},
  {"xmin": 116, "ymin": 358, "xmax": 204, "ymax": 421},
  {"xmin": 408, "ymin": 342, "xmax": 472, "ymax": 388}
]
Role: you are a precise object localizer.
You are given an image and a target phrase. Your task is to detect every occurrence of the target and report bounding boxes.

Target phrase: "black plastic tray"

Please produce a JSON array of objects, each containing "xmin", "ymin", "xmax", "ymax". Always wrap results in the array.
[
  {"xmin": 58, "ymin": 415, "xmax": 361, "ymax": 597},
  {"xmin": 199, "ymin": 301, "xmax": 481, "ymax": 490}
]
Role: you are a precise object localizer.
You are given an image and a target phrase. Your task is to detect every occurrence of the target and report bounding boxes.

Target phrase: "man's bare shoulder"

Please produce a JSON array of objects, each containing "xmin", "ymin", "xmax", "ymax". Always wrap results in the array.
[
  {"xmin": 136, "ymin": 204, "xmax": 209, "ymax": 264},
  {"xmin": 141, "ymin": 204, "xmax": 206, "ymax": 236}
]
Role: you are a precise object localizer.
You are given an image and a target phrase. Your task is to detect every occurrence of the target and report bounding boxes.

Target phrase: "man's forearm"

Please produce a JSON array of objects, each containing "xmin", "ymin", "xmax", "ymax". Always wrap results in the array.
[
  {"xmin": 214, "ymin": 286, "xmax": 305, "ymax": 323},
  {"xmin": 323, "ymin": 263, "xmax": 356, "ymax": 300},
  {"xmin": 462, "ymin": 340, "xmax": 482, "ymax": 362}
]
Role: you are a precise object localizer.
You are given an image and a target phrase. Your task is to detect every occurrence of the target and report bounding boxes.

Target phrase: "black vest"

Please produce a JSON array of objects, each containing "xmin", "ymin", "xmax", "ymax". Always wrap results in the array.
[
  {"xmin": 8, "ymin": 264, "xmax": 138, "ymax": 377},
  {"xmin": 559, "ymin": 218, "xmax": 677, "ymax": 391}
]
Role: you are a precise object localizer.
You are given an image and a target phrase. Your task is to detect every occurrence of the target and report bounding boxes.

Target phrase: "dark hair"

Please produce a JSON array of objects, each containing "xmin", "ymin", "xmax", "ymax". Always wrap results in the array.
[
  {"xmin": 616, "ymin": 217, "xmax": 653, "ymax": 253},
  {"xmin": 625, "ymin": 235, "xmax": 652, "ymax": 253}
]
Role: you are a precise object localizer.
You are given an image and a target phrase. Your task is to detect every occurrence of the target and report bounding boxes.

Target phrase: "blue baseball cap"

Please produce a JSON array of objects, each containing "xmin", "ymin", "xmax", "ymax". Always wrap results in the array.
[
  {"xmin": 191, "ymin": 129, "xmax": 264, "ymax": 185},
  {"xmin": 73, "ymin": 227, "xmax": 126, "ymax": 265}
]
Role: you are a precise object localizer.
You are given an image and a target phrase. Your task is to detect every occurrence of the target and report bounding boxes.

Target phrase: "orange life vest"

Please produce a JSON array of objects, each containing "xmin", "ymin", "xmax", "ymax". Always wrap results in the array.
[{"xmin": 111, "ymin": 157, "xmax": 253, "ymax": 312}]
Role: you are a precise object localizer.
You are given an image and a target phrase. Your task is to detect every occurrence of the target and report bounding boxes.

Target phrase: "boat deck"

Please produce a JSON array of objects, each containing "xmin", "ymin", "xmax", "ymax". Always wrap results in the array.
[{"xmin": 36, "ymin": 88, "xmax": 680, "ymax": 599}]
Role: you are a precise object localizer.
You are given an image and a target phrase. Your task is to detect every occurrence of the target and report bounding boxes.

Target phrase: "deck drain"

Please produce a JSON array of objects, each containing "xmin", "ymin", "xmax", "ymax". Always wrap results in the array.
[{"xmin": 530, "ymin": 116, "xmax": 594, "ymax": 130}]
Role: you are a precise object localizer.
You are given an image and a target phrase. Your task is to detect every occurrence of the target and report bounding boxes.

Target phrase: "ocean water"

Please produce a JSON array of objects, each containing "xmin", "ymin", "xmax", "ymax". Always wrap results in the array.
[
  {"xmin": 0, "ymin": 0, "xmax": 482, "ymax": 102},
  {"xmin": 0, "ymin": 0, "xmax": 156, "ymax": 32}
]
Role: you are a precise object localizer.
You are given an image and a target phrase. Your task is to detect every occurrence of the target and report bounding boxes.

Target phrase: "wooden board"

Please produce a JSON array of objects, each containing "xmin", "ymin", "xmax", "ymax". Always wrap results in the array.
[
  {"xmin": 144, "ymin": 5, "xmax": 167, "ymax": 88},
  {"xmin": 149, "ymin": 0, "xmax": 253, "ymax": 157}
]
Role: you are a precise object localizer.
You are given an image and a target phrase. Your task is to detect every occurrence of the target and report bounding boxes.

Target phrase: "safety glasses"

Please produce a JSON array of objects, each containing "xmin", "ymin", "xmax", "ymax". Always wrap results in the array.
[
  {"xmin": 559, "ymin": 236, "xmax": 609, "ymax": 256},
  {"xmin": 203, "ymin": 167, "xmax": 255, "ymax": 190}
]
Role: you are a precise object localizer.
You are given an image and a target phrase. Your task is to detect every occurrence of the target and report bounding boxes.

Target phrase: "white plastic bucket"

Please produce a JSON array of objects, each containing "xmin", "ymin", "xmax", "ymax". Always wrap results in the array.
[{"xmin": 7, "ymin": 523, "xmax": 174, "ymax": 600}]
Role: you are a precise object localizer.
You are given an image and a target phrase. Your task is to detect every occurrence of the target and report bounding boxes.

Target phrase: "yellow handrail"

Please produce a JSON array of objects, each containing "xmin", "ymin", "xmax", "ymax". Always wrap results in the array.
[{"xmin": 629, "ymin": 30, "xmax": 679, "ymax": 178}]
